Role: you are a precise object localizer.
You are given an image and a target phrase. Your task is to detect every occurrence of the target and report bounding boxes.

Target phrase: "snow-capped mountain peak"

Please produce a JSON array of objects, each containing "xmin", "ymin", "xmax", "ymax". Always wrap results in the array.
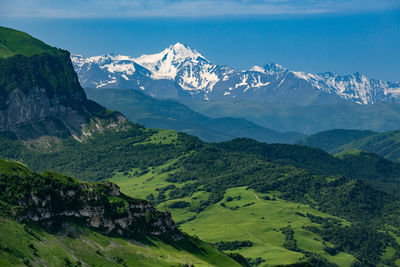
[
  {"xmin": 134, "ymin": 42, "xmax": 208, "ymax": 80},
  {"xmin": 167, "ymin": 42, "xmax": 204, "ymax": 60},
  {"xmin": 71, "ymin": 44, "xmax": 400, "ymax": 105}
]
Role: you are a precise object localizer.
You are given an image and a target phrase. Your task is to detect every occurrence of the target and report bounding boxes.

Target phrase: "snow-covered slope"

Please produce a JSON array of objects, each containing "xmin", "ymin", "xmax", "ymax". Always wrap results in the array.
[
  {"xmin": 134, "ymin": 43, "xmax": 231, "ymax": 96},
  {"xmin": 72, "ymin": 54, "xmax": 151, "ymax": 89},
  {"xmin": 292, "ymin": 71, "xmax": 400, "ymax": 105},
  {"xmin": 71, "ymin": 43, "xmax": 400, "ymax": 104}
]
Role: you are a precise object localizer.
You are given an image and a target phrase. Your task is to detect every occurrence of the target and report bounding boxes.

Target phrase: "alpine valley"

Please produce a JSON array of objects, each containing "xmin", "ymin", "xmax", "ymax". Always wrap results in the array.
[{"xmin": 1, "ymin": 25, "xmax": 400, "ymax": 267}]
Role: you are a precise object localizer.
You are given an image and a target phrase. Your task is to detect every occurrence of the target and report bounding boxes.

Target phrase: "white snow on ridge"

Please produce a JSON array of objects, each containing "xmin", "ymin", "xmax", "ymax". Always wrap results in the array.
[
  {"xmin": 235, "ymin": 74, "xmax": 249, "ymax": 88},
  {"xmin": 385, "ymin": 87, "xmax": 400, "ymax": 96},
  {"xmin": 103, "ymin": 62, "xmax": 136, "ymax": 75},
  {"xmin": 134, "ymin": 42, "xmax": 206, "ymax": 80},
  {"xmin": 293, "ymin": 71, "xmax": 309, "ymax": 81},
  {"xmin": 71, "ymin": 54, "xmax": 137, "ymax": 76},
  {"xmin": 71, "ymin": 45, "xmax": 400, "ymax": 105},
  {"xmin": 289, "ymin": 70, "xmax": 400, "ymax": 104},
  {"xmin": 250, "ymin": 65, "xmax": 266, "ymax": 73}
]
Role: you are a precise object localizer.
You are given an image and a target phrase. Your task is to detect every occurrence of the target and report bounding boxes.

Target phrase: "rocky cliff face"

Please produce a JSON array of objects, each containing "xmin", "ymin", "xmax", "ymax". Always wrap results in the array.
[
  {"xmin": 0, "ymin": 51, "xmax": 126, "ymax": 140},
  {"xmin": 0, "ymin": 163, "xmax": 182, "ymax": 240},
  {"xmin": 20, "ymin": 181, "xmax": 182, "ymax": 240}
]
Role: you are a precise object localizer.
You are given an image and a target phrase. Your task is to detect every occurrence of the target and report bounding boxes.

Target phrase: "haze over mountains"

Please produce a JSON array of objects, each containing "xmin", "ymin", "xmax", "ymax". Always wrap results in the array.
[
  {"xmin": 72, "ymin": 43, "xmax": 400, "ymax": 105},
  {"xmin": 85, "ymin": 87, "xmax": 305, "ymax": 143}
]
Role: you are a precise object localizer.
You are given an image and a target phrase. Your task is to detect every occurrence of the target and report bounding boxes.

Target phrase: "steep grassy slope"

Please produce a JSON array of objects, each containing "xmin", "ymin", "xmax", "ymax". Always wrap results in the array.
[
  {"xmin": 297, "ymin": 129, "xmax": 377, "ymax": 152},
  {"xmin": 334, "ymin": 130, "xmax": 400, "ymax": 162},
  {"xmin": 0, "ymin": 158, "xmax": 239, "ymax": 267},
  {"xmin": 0, "ymin": 218, "xmax": 239, "ymax": 267},
  {"xmin": 85, "ymin": 88, "xmax": 305, "ymax": 143},
  {"xmin": 0, "ymin": 26, "xmax": 57, "ymax": 59}
]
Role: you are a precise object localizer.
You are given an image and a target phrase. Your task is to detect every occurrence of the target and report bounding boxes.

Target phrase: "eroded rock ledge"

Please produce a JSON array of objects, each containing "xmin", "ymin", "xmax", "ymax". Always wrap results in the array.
[{"xmin": 0, "ymin": 169, "xmax": 182, "ymax": 241}]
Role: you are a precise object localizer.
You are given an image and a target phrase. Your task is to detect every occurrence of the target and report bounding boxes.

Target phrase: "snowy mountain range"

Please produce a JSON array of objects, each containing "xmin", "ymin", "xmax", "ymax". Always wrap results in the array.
[{"xmin": 72, "ymin": 43, "xmax": 400, "ymax": 105}]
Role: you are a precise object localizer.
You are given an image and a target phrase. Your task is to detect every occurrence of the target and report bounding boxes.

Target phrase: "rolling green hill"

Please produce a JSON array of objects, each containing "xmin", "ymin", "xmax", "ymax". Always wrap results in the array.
[
  {"xmin": 299, "ymin": 128, "xmax": 400, "ymax": 164},
  {"xmin": 296, "ymin": 129, "xmax": 377, "ymax": 153},
  {"xmin": 333, "ymin": 130, "xmax": 400, "ymax": 162},
  {"xmin": 105, "ymin": 142, "xmax": 400, "ymax": 266},
  {"xmin": 0, "ymin": 26, "xmax": 57, "ymax": 59},
  {"xmin": 0, "ymin": 158, "xmax": 239, "ymax": 267}
]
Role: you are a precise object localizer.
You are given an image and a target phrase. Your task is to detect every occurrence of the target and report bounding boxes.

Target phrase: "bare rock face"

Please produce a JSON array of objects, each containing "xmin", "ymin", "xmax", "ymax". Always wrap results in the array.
[
  {"xmin": 17, "ymin": 180, "xmax": 182, "ymax": 240},
  {"xmin": 0, "ymin": 51, "xmax": 126, "ymax": 140}
]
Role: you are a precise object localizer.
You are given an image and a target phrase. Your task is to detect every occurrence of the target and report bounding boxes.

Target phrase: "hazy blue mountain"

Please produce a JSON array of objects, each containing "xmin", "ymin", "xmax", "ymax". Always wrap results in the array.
[
  {"xmin": 181, "ymin": 100, "xmax": 400, "ymax": 134},
  {"xmin": 85, "ymin": 88, "xmax": 305, "ymax": 143}
]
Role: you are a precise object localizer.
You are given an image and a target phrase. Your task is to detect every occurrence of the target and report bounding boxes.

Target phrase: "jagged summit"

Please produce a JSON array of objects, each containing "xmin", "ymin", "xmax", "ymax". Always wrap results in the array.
[
  {"xmin": 167, "ymin": 42, "xmax": 203, "ymax": 59},
  {"xmin": 71, "ymin": 44, "xmax": 400, "ymax": 104},
  {"xmin": 134, "ymin": 42, "xmax": 207, "ymax": 80}
]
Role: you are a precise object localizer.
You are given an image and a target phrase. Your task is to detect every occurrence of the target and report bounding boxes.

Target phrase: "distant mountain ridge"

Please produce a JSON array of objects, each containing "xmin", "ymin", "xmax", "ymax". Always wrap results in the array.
[
  {"xmin": 297, "ymin": 129, "xmax": 378, "ymax": 152},
  {"xmin": 297, "ymin": 129, "xmax": 400, "ymax": 163},
  {"xmin": 85, "ymin": 88, "xmax": 305, "ymax": 143},
  {"xmin": 71, "ymin": 43, "xmax": 400, "ymax": 105}
]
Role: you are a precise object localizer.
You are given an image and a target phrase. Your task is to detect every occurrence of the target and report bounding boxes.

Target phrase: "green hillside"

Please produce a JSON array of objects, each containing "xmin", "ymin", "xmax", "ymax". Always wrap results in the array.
[
  {"xmin": 0, "ymin": 26, "xmax": 57, "ymax": 58},
  {"xmin": 334, "ymin": 130, "xmax": 400, "ymax": 162},
  {"xmin": 107, "ymin": 148, "xmax": 400, "ymax": 266},
  {"xmin": 112, "ymin": 165, "xmax": 358, "ymax": 266},
  {"xmin": 0, "ymin": 218, "xmax": 240, "ymax": 267},
  {"xmin": 0, "ymin": 158, "xmax": 239, "ymax": 267},
  {"xmin": 297, "ymin": 129, "xmax": 377, "ymax": 153}
]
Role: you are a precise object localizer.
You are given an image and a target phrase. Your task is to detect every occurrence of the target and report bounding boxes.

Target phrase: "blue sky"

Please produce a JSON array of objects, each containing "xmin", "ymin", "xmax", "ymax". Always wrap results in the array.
[{"xmin": 0, "ymin": 1, "xmax": 399, "ymax": 80}]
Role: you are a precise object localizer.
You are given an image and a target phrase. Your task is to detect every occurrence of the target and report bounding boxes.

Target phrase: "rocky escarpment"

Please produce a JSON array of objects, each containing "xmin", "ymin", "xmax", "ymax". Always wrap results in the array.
[
  {"xmin": 0, "ymin": 51, "xmax": 126, "ymax": 140},
  {"xmin": 0, "ymin": 161, "xmax": 182, "ymax": 240}
]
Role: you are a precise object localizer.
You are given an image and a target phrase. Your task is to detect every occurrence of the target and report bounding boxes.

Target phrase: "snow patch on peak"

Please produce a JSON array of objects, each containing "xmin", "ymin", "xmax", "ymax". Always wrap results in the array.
[
  {"xmin": 293, "ymin": 71, "xmax": 310, "ymax": 81},
  {"xmin": 134, "ymin": 43, "xmax": 207, "ymax": 80},
  {"xmin": 250, "ymin": 65, "xmax": 266, "ymax": 73}
]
